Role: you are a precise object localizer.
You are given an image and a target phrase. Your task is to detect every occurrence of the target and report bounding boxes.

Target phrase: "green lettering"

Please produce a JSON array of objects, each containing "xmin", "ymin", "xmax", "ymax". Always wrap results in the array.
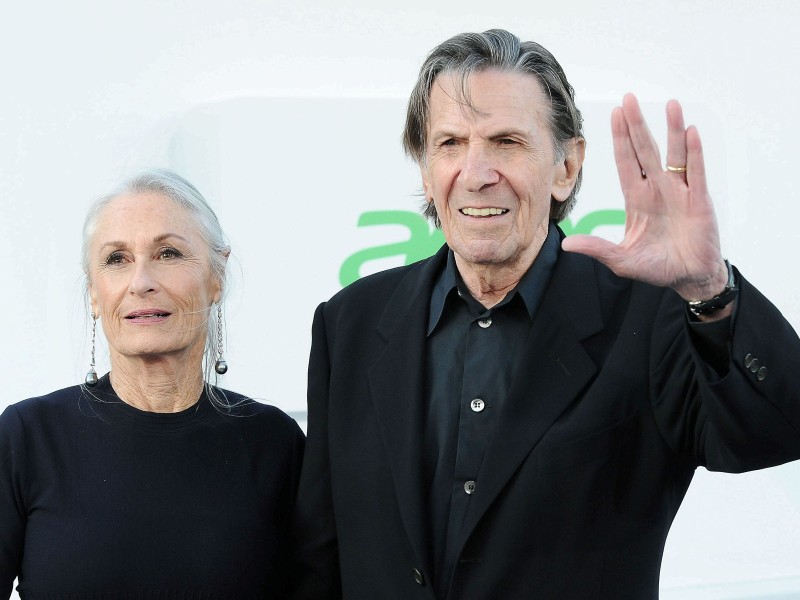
[
  {"xmin": 559, "ymin": 209, "xmax": 626, "ymax": 236},
  {"xmin": 340, "ymin": 208, "xmax": 626, "ymax": 286},
  {"xmin": 339, "ymin": 211, "xmax": 445, "ymax": 286}
]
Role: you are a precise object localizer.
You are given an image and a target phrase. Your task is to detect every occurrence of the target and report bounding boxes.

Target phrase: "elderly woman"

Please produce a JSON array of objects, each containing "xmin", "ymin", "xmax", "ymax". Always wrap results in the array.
[{"xmin": 0, "ymin": 170, "xmax": 303, "ymax": 598}]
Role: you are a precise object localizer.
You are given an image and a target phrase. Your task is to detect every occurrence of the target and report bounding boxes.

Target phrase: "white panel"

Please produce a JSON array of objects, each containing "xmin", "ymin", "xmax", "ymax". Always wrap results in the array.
[{"xmin": 3, "ymin": 1, "xmax": 800, "ymax": 597}]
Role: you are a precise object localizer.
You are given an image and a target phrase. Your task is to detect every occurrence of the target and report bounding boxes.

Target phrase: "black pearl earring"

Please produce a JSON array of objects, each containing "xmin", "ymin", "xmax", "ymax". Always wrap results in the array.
[
  {"xmin": 85, "ymin": 314, "xmax": 98, "ymax": 387},
  {"xmin": 214, "ymin": 304, "xmax": 228, "ymax": 375}
]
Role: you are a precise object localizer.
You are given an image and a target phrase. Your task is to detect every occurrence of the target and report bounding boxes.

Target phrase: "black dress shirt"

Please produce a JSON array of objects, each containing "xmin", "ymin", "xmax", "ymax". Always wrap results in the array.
[{"xmin": 424, "ymin": 223, "xmax": 560, "ymax": 596}]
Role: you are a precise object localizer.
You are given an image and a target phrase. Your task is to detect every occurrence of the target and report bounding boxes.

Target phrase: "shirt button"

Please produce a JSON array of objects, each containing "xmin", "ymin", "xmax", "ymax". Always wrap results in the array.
[
  {"xmin": 470, "ymin": 398, "xmax": 485, "ymax": 412},
  {"xmin": 749, "ymin": 358, "xmax": 760, "ymax": 373},
  {"xmin": 757, "ymin": 366, "xmax": 767, "ymax": 380},
  {"xmin": 464, "ymin": 480, "xmax": 476, "ymax": 495},
  {"xmin": 478, "ymin": 318, "xmax": 492, "ymax": 328},
  {"xmin": 412, "ymin": 568, "xmax": 425, "ymax": 586}
]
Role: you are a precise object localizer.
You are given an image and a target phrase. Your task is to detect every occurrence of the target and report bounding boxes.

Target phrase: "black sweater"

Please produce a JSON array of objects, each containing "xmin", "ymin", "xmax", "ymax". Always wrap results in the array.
[{"xmin": 0, "ymin": 375, "xmax": 304, "ymax": 599}]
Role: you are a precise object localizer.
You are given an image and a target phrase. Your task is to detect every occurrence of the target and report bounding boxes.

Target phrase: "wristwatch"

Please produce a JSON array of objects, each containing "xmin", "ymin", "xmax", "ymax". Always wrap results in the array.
[{"xmin": 687, "ymin": 259, "xmax": 738, "ymax": 317}]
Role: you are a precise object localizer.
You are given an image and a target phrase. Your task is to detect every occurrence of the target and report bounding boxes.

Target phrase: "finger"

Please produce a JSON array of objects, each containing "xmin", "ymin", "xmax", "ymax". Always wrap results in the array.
[
  {"xmin": 620, "ymin": 93, "xmax": 663, "ymax": 176},
  {"xmin": 685, "ymin": 125, "xmax": 709, "ymax": 196},
  {"xmin": 665, "ymin": 99, "xmax": 687, "ymax": 178},
  {"xmin": 561, "ymin": 234, "xmax": 622, "ymax": 268},
  {"xmin": 611, "ymin": 106, "xmax": 646, "ymax": 195}
]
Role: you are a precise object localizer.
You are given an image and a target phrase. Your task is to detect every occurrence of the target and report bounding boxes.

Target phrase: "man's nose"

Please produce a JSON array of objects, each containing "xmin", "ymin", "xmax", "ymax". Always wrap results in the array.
[{"xmin": 459, "ymin": 143, "xmax": 500, "ymax": 192}]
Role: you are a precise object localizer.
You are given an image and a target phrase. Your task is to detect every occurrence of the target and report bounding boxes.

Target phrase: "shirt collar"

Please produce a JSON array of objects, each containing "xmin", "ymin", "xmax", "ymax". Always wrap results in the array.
[{"xmin": 427, "ymin": 221, "xmax": 561, "ymax": 335}]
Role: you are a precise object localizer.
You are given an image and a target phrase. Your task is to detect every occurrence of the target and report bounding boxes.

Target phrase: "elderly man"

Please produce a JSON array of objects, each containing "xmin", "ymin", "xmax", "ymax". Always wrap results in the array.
[{"xmin": 291, "ymin": 30, "xmax": 800, "ymax": 599}]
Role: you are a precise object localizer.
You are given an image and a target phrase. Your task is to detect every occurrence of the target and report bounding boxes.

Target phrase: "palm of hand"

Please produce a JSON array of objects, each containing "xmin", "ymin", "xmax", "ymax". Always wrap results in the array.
[{"xmin": 562, "ymin": 94, "xmax": 728, "ymax": 301}]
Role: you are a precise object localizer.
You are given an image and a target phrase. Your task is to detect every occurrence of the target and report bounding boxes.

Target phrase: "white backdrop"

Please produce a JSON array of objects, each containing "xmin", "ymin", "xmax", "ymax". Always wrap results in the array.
[{"xmin": 2, "ymin": 1, "xmax": 800, "ymax": 597}]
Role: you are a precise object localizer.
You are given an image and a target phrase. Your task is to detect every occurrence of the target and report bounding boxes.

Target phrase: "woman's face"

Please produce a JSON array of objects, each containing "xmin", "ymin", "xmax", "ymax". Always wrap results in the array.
[{"xmin": 88, "ymin": 192, "xmax": 221, "ymax": 366}]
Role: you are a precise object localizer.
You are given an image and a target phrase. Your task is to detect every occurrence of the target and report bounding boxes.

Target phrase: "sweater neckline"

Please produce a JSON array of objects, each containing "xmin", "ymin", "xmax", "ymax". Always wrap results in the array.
[{"xmin": 85, "ymin": 373, "xmax": 212, "ymax": 433}]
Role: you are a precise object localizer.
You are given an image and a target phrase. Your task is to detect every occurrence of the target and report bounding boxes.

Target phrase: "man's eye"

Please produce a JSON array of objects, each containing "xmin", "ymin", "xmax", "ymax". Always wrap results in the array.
[
  {"xmin": 441, "ymin": 138, "xmax": 457, "ymax": 146},
  {"xmin": 498, "ymin": 138, "xmax": 517, "ymax": 145}
]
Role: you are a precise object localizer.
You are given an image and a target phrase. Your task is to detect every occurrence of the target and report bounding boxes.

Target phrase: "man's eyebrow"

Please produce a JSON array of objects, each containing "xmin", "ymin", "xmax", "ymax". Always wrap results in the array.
[
  {"xmin": 488, "ymin": 127, "xmax": 531, "ymax": 138},
  {"xmin": 430, "ymin": 126, "xmax": 465, "ymax": 137}
]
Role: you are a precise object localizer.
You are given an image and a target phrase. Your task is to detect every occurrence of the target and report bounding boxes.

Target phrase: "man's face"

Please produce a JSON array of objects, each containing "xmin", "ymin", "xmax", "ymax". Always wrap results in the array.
[{"xmin": 421, "ymin": 69, "xmax": 582, "ymax": 273}]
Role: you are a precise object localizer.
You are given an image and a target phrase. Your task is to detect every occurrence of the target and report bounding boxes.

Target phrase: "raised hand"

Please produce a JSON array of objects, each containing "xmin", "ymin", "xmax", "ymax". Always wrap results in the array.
[{"xmin": 561, "ymin": 93, "xmax": 729, "ymax": 304}]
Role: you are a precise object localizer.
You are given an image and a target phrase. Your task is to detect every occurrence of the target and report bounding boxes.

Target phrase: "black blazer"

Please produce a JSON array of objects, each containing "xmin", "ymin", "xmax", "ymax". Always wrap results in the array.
[{"xmin": 291, "ymin": 243, "xmax": 800, "ymax": 600}]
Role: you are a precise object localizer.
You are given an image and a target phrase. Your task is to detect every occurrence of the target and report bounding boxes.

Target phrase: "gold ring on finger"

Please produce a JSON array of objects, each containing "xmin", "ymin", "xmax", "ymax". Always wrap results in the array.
[{"xmin": 666, "ymin": 165, "xmax": 687, "ymax": 173}]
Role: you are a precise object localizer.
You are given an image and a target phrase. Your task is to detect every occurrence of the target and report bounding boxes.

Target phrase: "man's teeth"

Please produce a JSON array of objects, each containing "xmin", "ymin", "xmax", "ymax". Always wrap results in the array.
[{"xmin": 461, "ymin": 207, "xmax": 509, "ymax": 217}]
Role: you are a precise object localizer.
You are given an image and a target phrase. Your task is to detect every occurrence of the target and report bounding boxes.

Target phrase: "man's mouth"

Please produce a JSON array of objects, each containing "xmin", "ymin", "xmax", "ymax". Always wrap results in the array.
[{"xmin": 460, "ymin": 207, "xmax": 509, "ymax": 217}]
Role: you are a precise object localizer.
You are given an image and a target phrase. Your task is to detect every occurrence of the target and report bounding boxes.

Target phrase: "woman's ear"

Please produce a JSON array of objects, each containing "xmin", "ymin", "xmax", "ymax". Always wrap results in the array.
[
  {"xmin": 213, "ymin": 248, "xmax": 231, "ymax": 304},
  {"xmin": 89, "ymin": 283, "xmax": 99, "ymax": 318}
]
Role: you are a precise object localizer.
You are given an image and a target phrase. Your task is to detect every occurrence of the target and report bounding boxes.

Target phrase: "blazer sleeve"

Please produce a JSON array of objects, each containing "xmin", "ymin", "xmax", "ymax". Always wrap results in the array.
[
  {"xmin": 0, "ymin": 405, "xmax": 26, "ymax": 599},
  {"xmin": 288, "ymin": 302, "xmax": 343, "ymax": 599},
  {"xmin": 651, "ymin": 270, "xmax": 800, "ymax": 472}
]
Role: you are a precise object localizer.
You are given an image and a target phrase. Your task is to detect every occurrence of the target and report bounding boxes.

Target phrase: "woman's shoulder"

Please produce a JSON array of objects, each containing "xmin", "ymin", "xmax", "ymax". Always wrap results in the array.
[
  {"xmin": 204, "ymin": 390, "xmax": 305, "ymax": 460},
  {"xmin": 0, "ymin": 383, "xmax": 88, "ymax": 441},
  {"xmin": 4, "ymin": 383, "xmax": 85, "ymax": 417},
  {"xmin": 206, "ymin": 387, "xmax": 302, "ymax": 434}
]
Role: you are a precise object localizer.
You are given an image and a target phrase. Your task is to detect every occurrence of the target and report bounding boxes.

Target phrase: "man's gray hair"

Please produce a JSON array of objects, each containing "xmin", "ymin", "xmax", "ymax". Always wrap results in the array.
[
  {"xmin": 402, "ymin": 29, "xmax": 584, "ymax": 224},
  {"xmin": 82, "ymin": 169, "xmax": 236, "ymax": 408}
]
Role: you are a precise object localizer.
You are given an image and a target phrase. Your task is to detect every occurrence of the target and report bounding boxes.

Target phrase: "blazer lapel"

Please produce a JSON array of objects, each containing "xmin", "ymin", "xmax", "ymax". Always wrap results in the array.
[
  {"xmin": 367, "ymin": 246, "xmax": 449, "ymax": 574},
  {"xmin": 457, "ymin": 250, "xmax": 605, "ymax": 551}
]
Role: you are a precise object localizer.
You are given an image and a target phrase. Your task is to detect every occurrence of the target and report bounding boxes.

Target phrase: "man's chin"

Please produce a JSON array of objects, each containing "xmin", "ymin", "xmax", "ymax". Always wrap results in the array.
[{"xmin": 452, "ymin": 244, "xmax": 513, "ymax": 268}]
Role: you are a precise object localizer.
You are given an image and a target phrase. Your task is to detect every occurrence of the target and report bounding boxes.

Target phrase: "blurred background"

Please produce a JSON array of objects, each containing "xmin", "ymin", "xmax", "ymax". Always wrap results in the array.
[{"xmin": 2, "ymin": 1, "xmax": 799, "ymax": 597}]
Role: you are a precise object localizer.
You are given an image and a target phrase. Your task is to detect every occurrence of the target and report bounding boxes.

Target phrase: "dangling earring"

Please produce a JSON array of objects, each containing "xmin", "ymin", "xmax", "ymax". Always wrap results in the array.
[
  {"xmin": 85, "ymin": 314, "xmax": 98, "ymax": 387},
  {"xmin": 214, "ymin": 304, "xmax": 228, "ymax": 375}
]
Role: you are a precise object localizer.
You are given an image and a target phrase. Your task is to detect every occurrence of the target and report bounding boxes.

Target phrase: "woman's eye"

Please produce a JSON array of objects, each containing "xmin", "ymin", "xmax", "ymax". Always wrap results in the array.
[
  {"xmin": 159, "ymin": 247, "xmax": 183, "ymax": 260},
  {"xmin": 104, "ymin": 252, "xmax": 125, "ymax": 265}
]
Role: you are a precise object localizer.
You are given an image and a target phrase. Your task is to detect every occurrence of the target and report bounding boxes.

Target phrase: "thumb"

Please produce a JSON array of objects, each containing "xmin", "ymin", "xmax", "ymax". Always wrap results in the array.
[{"xmin": 561, "ymin": 234, "xmax": 621, "ymax": 268}]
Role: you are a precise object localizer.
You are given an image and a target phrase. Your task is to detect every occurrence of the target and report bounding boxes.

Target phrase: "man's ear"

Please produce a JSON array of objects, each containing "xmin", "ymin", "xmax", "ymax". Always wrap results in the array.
[
  {"xmin": 420, "ymin": 164, "xmax": 432, "ymax": 203},
  {"xmin": 552, "ymin": 137, "xmax": 586, "ymax": 202}
]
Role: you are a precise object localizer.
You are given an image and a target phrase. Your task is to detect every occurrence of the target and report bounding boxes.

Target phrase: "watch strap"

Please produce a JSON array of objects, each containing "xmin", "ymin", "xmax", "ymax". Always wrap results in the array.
[{"xmin": 687, "ymin": 260, "xmax": 738, "ymax": 317}]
